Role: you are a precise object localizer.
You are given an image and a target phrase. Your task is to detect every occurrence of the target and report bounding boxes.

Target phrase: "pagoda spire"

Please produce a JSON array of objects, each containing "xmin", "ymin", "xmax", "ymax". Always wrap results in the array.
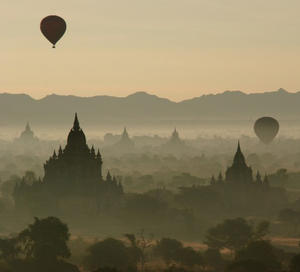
[
  {"xmin": 256, "ymin": 171, "xmax": 262, "ymax": 184},
  {"xmin": 122, "ymin": 127, "xmax": 129, "ymax": 139},
  {"xmin": 106, "ymin": 171, "xmax": 112, "ymax": 182},
  {"xmin": 91, "ymin": 145, "xmax": 95, "ymax": 157},
  {"xmin": 25, "ymin": 122, "xmax": 31, "ymax": 132},
  {"xmin": 52, "ymin": 150, "xmax": 57, "ymax": 159},
  {"xmin": 73, "ymin": 113, "xmax": 80, "ymax": 131},
  {"xmin": 58, "ymin": 145, "xmax": 63, "ymax": 157},
  {"xmin": 233, "ymin": 141, "xmax": 246, "ymax": 165}
]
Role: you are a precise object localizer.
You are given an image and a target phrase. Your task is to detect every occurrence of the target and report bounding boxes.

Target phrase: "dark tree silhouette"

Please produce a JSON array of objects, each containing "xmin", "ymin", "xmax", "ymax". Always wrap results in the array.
[
  {"xmin": 226, "ymin": 259, "xmax": 267, "ymax": 272},
  {"xmin": 290, "ymin": 254, "xmax": 300, "ymax": 272},
  {"xmin": 235, "ymin": 240, "xmax": 281, "ymax": 271},
  {"xmin": 153, "ymin": 238, "xmax": 183, "ymax": 265},
  {"xmin": 85, "ymin": 238, "xmax": 136, "ymax": 271},
  {"xmin": 176, "ymin": 246, "xmax": 203, "ymax": 268},
  {"xmin": 204, "ymin": 218, "xmax": 269, "ymax": 256},
  {"xmin": 124, "ymin": 230, "xmax": 153, "ymax": 271},
  {"xmin": 203, "ymin": 248, "xmax": 225, "ymax": 270},
  {"xmin": 0, "ymin": 238, "xmax": 20, "ymax": 263},
  {"xmin": 18, "ymin": 216, "xmax": 70, "ymax": 263},
  {"xmin": 278, "ymin": 208, "xmax": 300, "ymax": 233}
]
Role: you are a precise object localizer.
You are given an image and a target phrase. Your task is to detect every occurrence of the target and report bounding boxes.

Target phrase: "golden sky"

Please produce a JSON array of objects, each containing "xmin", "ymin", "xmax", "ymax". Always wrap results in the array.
[{"xmin": 1, "ymin": 0, "xmax": 300, "ymax": 101}]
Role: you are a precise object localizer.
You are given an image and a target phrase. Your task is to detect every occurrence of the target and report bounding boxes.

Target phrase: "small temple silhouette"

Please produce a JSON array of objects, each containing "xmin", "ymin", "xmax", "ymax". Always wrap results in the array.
[
  {"xmin": 169, "ymin": 128, "xmax": 183, "ymax": 145},
  {"xmin": 14, "ymin": 114, "xmax": 123, "ymax": 212},
  {"xmin": 211, "ymin": 142, "xmax": 269, "ymax": 187},
  {"xmin": 16, "ymin": 122, "xmax": 39, "ymax": 143},
  {"xmin": 114, "ymin": 127, "xmax": 135, "ymax": 151},
  {"xmin": 161, "ymin": 128, "xmax": 187, "ymax": 154}
]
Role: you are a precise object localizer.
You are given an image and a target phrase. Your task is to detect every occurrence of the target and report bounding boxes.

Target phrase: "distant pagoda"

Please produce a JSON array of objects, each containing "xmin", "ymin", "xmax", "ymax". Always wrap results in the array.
[
  {"xmin": 168, "ymin": 128, "xmax": 183, "ymax": 146},
  {"xmin": 161, "ymin": 128, "xmax": 186, "ymax": 154},
  {"xmin": 114, "ymin": 127, "xmax": 135, "ymax": 151},
  {"xmin": 210, "ymin": 142, "xmax": 269, "ymax": 187},
  {"xmin": 17, "ymin": 122, "xmax": 39, "ymax": 143}
]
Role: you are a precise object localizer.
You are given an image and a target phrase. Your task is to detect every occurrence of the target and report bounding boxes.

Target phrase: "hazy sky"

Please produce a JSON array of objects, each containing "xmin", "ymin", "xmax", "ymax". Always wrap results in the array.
[{"xmin": 1, "ymin": 0, "xmax": 300, "ymax": 101}]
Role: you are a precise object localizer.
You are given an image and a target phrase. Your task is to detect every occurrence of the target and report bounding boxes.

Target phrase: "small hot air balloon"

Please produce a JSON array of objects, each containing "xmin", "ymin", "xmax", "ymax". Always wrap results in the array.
[
  {"xmin": 40, "ymin": 15, "xmax": 66, "ymax": 48},
  {"xmin": 254, "ymin": 117, "xmax": 279, "ymax": 144}
]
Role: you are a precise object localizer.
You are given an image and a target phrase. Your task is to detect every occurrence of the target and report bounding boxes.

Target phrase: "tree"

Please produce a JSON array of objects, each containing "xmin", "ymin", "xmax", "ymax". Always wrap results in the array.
[
  {"xmin": 226, "ymin": 260, "xmax": 267, "ymax": 272},
  {"xmin": 204, "ymin": 218, "xmax": 269, "ymax": 256},
  {"xmin": 235, "ymin": 240, "xmax": 281, "ymax": 271},
  {"xmin": 85, "ymin": 238, "xmax": 135, "ymax": 271},
  {"xmin": 252, "ymin": 221, "xmax": 270, "ymax": 240},
  {"xmin": 290, "ymin": 254, "xmax": 300, "ymax": 272},
  {"xmin": 176, "ymin": 246, "xmax": 203, "ymax": 268},
  {"xmin": 93, "ymin": 268, "xmax": 121, "ymax": 272},
  {"xmin": 153, "ymin": 238, "xmax": 183, "ymax": 265},
  {"xmin": 203, "ymin": 248, "xmax": 225, "ymax": 271},
  {"xmin": 278, "ymin": 208, "xmax": 300, "ymax": 233},
  {"xmin": 124, "ymin": 230, "xmax": 153, "ymax": 271},
  {"xmin": 0, "ymin": 217, "xmax": 78, "ymax": 272},
  {"xmin": 18, "ymin": 217, "xmax": 71, "ymax": 263},
  {"xmin": 0, "ymin": 238, "xmax": 20, "ymax": 263}
]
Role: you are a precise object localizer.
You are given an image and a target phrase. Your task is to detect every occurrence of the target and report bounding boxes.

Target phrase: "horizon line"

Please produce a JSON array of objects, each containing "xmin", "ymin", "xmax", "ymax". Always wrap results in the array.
[{"xmin": 0, "ymin": 88, "xmax": 296, "ymax": 103}]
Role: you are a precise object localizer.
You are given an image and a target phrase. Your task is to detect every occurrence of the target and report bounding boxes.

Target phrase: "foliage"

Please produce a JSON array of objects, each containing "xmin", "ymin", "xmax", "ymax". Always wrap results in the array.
[
  {"xmin": 124, "ymin": 230, "xmax": 153, "ymax": 271},
  {"xmin": 226, "ymin": 259, "xmax": 267, "ymax": 272},
  {"xmin": 204, "ymin": 218, "xmax": 269, "ymax": 255},
  {"xmin": 235, "ymin": 240, "xmax": 281, "ymax": 270},
  {"xmin": 0, "ymin": 217, "xmax": 77, "ymax": 272},
  {"xmin": 85, "ymin": 238, "xmax": 137, "ymax": 271},
  {"xmin": 153, "ymin": 238, "xmax": 183, "ymax": 265},
  {"xmin": 0, "ymin": 237, "xmax": 20, "ymax": 263},
  {"xmin": 176, "ymin": 246, "xmax": 203, "ymax": 267},
  {"xmin": 290, "ymin": 254, "xmax": 300, "ymax": 272},
  {"xmin": 203, "ymin": 248, "xmax": 225, "ymax": 270},
  {"xmin": 278, "ymin": 208, "xmax": 300, "ymax": 233},
  {"xmin": 18, "ymin": 216, "xmax": 71, "ymax": 262}
]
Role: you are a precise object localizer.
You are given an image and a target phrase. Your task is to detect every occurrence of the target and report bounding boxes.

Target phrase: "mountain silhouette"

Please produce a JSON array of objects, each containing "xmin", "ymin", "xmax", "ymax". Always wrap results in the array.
[{"xmin": 0, "ymin": 89, "xmax": 298, "ymax": 127}]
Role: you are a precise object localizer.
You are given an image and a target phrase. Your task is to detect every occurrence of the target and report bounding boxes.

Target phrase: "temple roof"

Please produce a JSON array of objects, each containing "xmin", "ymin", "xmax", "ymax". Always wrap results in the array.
[
  {"xmin": 66, "ymin": 113, "xmax": 86, "ymax": 148},
  {"xmin": 233, "ymin": 141, "xmax": 246, "ymax": 166}
]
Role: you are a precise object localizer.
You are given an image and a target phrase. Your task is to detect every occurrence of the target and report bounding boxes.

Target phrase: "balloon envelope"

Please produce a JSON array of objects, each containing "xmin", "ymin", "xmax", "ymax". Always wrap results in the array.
[
  {"xmin": 254, "ymin": 117, "xmax": 279, "ymax": 144},
  {"xmin": 40, "ymin": 15, "xmax": 66, "ymax": 48}
]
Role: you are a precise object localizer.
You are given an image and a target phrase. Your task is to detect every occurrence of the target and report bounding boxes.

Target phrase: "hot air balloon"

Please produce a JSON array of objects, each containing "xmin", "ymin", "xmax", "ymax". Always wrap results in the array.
[
  {"xmin": 40, "ymin": 15, "xmax": 66, "ymax": 48},
  {"xmin": 254, "ymin": 117, "xmax": 279, "ymax": 144}
]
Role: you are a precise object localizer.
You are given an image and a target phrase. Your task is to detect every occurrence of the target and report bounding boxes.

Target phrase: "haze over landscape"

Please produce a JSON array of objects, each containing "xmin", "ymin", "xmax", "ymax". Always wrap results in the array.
[{"xmin": 2, "ymin": 1, "xmax": 300, "ymax": 272}]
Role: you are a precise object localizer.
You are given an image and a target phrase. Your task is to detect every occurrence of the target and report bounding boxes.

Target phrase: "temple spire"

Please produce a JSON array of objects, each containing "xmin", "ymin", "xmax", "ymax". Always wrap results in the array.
[
  {"xmin": 106, "ymin": 171, "xmax": 112, "ymax": 182},
  {"xmin": 73, "ymin": 113, "xmax": 80, "ymax": 131},
  {"xmin": 91, "ymin": 145, "xmax": 95, "ymax": 157},
  {"xmin": 25, "ymin": 122, "xmax": 31, "ymax": 132},
  {"xmin": 53, "ymin": 150, "xmax": 57, "ymax": 159},
  {"xmin": 58, "ymin": 146, "xmax": 63, "ymax": 157},
  {"xmin": 96, "ymin": 149, "xmax": 102, "ymax": 159},
  {"xmin": 233, "ymin": 141, "xmax": 246, "ymax": 165},
  {"xmin": 122, "ymin": 127, "xmax": 129, "ymax": 138}
]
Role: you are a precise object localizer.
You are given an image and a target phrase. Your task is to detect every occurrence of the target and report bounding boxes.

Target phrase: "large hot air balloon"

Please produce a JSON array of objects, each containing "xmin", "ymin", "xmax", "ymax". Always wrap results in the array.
[
  {"xmin": 254, "ymin": 117, "xmax": 279, "ymax": 144},
  {"xmin": 40, "ymin": 15, "xmax": 66, "ymax": 48}
]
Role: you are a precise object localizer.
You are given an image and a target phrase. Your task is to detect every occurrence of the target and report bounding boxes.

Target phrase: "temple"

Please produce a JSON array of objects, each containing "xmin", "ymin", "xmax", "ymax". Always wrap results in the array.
[
  {"xmin": 211, "ymin": 142, "xmax": 269, "ymax": 187},
  {"xmin": 43, "ymin": 113, "xmax": 105, "ymax": 193},
  {"xmin": 225, "ymin": 141, "xmax": 253, "ymax": 184},
  {"xmin": 114, "ymin": 127, "xmax": 135, "ymax": 151},
  {"xmin": 16, "ymin": 122, "xmax": 39, "ymax": 143},
  {"xmin": 14, "ymin": 114, "xmax": 123, "ymax": 212},
  {"xmin": 161, "ymin": 128, "xmax": 186, "ymax": 153}
]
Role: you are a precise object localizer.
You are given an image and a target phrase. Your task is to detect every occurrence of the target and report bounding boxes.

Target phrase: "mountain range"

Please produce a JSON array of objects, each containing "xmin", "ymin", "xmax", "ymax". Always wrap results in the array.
[{"xmin": 0, "ymin": 88, "xmax": 298, "ymax": 127}]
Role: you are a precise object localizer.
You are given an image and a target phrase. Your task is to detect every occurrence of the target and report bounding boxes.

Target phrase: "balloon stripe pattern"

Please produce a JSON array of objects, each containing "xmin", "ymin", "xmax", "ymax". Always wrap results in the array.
[{"xmin": 40, "ymin": 15, "xmax": 66, "ymax": 48}]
